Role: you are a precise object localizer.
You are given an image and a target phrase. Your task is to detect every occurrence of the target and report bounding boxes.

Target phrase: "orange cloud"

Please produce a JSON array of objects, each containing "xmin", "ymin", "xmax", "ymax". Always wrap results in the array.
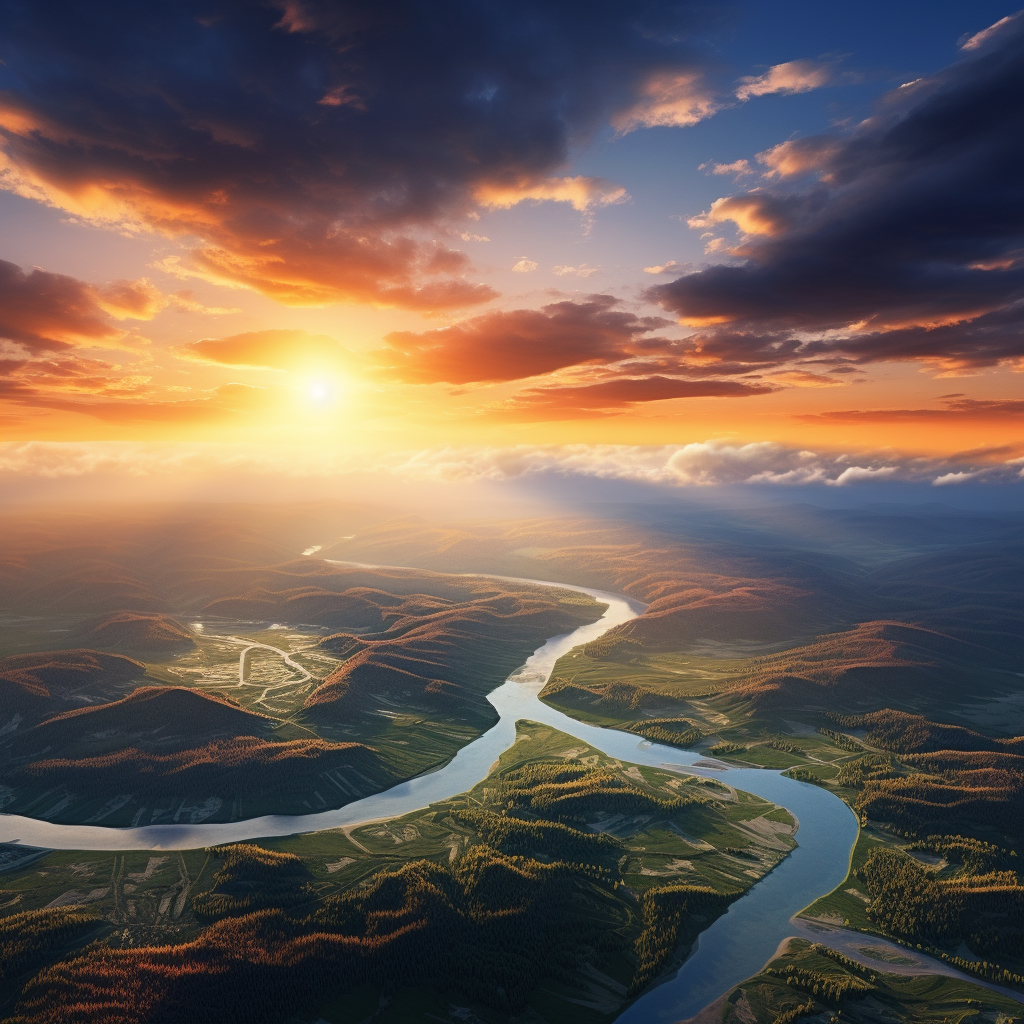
[
  {"xmin": 612, "ymin": 70, "xmax": 719, "ymax": 131},
  {"xmin": 178, "ymin": 330, "xmax": 354, "ymax": 373},
  {"xmin": 496, "ymin": 375, "xmax": 776, "ymax": 419},
  {"xmin": 687, "ymin": 194, "xmax": 793, "ymax": 237},
  {"xmin": 0, "ymin": 260, "xmax": 161, "ymax": 354},
  {"xmin": 475, "ymin": 176, "xmax": 627, "ymax": 213},
  {"xmin": 736, "ymin": 59, "xmax": 836, "ymax": 101},
  {"xmin": 0, "ymin": 374, "xmax": 272, "ymax": 425},
  {"xmin": 375, "ymin": 296, "xmax": 673, "ymax": 385},
  {"xmin": 799, "ymin": 397, "xmax": 1024, "ymax": 423}
]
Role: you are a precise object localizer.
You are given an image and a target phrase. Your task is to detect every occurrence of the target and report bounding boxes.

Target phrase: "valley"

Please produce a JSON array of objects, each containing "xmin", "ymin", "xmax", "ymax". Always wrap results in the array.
[{"xmin": 0, "ymin": 501, "xmax": 1022, "ymax": 1024}]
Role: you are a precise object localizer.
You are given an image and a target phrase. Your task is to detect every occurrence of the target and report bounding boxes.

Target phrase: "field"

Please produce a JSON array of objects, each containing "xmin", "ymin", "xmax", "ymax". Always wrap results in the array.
[
  {"xmin": 0, "ymin": 721, "xmax": 798, "ymax": 1024},
  {"xmin": 698, "ymin": 938, "xmax": 1023, "ymax": 1024},
  {"xmin": 0, "ymin": 501, "xmax": 1022, "ymax": 1022}
]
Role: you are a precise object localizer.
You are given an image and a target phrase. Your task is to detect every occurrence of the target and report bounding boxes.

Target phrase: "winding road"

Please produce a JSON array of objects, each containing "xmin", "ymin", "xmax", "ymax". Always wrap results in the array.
[{"xmin": 230, "ymin": 637, "xmax": 312, "ymax": 685}]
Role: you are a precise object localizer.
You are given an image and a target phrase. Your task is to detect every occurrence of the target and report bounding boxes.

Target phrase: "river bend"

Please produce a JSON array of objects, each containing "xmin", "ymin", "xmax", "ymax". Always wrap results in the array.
[{"xmin": 0, "ymin": 570, "xmax": 860, "ymax": 1022}]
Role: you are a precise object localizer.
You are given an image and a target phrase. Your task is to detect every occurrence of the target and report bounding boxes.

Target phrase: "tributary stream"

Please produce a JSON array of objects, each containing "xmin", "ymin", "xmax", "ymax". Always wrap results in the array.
[{"xmin": 0, "ymin": 571, "xmax": 861, "ymax": 1021}]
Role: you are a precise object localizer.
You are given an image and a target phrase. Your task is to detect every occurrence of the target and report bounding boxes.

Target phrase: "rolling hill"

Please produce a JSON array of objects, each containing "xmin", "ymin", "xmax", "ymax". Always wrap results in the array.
[
  {"xmin": 0, "ymin": 650, "xmax": 147, "ymax": 727},
  {"xmin": 71, "ymin": 611, "xmax": 196, "ymax": 654}
]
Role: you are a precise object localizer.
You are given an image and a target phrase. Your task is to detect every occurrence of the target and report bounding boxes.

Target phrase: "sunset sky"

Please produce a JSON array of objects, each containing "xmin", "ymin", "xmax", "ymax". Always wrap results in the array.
[{"xmin": 1, "ymin": 0, "xmax": 1022, "ymax": 498}]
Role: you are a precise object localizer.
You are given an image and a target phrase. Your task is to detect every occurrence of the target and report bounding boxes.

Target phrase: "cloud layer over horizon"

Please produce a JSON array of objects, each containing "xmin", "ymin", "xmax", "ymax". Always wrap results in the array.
[{"xmin": 1, "ymin": 440, "xmax": 1020, "ymax": 495}]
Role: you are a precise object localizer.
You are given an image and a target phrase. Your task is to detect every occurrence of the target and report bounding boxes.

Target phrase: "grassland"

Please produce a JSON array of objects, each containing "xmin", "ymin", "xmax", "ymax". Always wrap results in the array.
[
  {"xmin": 538, "ymin": 637, "xmax": 877, "ymax": 771},
  {"xmin": 699, "ymin": 938, "xmax": 1023, "ymax": 1024}
]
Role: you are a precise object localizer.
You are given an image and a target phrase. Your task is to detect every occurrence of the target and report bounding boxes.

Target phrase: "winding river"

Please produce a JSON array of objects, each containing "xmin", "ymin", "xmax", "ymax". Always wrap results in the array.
[{"xmin": 0, "ymin": 572, "xmax": 864, "ymax": 1021}]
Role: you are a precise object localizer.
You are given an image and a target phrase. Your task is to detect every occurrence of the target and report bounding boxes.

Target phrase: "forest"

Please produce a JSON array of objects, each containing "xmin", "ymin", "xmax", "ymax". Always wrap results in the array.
[
  {"xmin": 712, "ymin": 938, "xmax": 1024, "ymax": 1024},
  {"xmin": 0, "ymin": 722, "xmax": 794, "ymax": 1024}
]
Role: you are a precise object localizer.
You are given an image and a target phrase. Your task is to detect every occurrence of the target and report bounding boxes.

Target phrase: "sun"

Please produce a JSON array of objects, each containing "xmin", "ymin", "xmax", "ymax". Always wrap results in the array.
[{"xmin": 308, "ymin": 379, "xmax": 333, "ymax": 403}]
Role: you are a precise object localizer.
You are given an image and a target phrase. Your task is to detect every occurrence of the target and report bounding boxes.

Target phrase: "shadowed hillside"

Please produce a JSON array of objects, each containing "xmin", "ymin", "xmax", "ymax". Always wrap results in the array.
[
  {"xmin": 304, "ymin": 595, "xmax": 597, "ymax": 722},
  {"xmin": 850, "ymin": 709, "xmax": 1024, "ymax": 755},
  {"xmin": 724, "ymin": 621, "xmax": 1009, "ymax": 713},
  {"xmin": 9, "ymin": 687, "xmax": 272, "ymax": 757},
  {"xmin": 0, "ymin": 683, "xmax": 399, "ymax": 824},
  {"xmin": 72, "ymin": 612, "xmax": 196, "ymax": 654},
  {"xmin": 0, "ymin": 651, "xmax": 146, "ymax": 725},
  {"xmin": 8, "ymin": 736, "xmax": 392, "ymax": 824}
]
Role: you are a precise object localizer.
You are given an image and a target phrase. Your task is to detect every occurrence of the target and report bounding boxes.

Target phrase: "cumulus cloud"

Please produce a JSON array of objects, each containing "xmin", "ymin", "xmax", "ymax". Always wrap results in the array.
[
  {"xmin": 735, "ymin": 59, "xmax": 836, "ymax": 101},
  {"xmin": 647, "ymin": 13, "xmax": 1024, "ymax": 372},
  {"xmin": 0, "ymin": 0, "xmax": 716, "ymax": 311},
  {"xmin": 612, "ymin": 70, "xmax": 720, "ymax": 131},
  {"xmin": 3, "ymin": 440, "xmax": 1020, "ymax": 489},
  {"xmin": 700, "ymin": 159, "xmax": 753, "ymax": 177},
  {"xmin": 0, "ymin": 260, "xmax": 162, "ymax": 354},
  {"xmin": 374, "ymin": 295, "xmax": 674, "ymax": 385}
]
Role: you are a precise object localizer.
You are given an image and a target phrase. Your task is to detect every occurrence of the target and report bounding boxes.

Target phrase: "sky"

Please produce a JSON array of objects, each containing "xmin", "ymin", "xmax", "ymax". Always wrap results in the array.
[{"xmin": 0, "ymin": 0, "xmax": 1022, "ymax": 503}]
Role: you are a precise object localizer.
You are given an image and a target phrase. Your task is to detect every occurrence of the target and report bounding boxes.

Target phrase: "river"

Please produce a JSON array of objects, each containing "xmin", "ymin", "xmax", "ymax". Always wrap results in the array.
[{"xmin": 0, "ymin": 571, "xmax": 860, "ymax": 1021}]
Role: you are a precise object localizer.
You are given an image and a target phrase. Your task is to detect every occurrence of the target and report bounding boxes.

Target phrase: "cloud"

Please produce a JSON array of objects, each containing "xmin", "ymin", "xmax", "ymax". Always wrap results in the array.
[
  {"xmin": 767, "ymin": 369, "xmax": 846, "ymax": 388},
  {"xmin": 0, "ymin": 0, "xmax": 716, "ymax": 311},
  {"xmin": 1, "ymin": 354, "xmax": 151, "ymax": 398},
  {"xmin": 552, "ymin": 264, "xmax": 600, "ymax": 278},
  {"xmin": 800, "ymin": 397, "xmax": 1024, "ymax": 423},
  {"xmin": 735, "ymin": 59, "xmax": 836, "ymax": 101},
  {"xmin": 647, "ymin": 13, "xmax": 1024, "ymax": 371},
  {"xmin": 178, "ymin": 329, "xmax": 353, "ymax": 372},
  {"xmin": 0, "ymin": 353, "xmax": 274, "ymax": 422},
  {"xmin": 643, "ymin": 261, "xmax": 691, "ymax": 275},
  {"xmin": 374, "ymin": 299, "xmax": 828, "ymax": 394},
  {"xmin": 700, "ymin": 159, "xmax": 753, "ymax": 177},
  {"xmin": 4, "ymin": 440, "xmax": 1019, "ymax": 489},
  {"xmin": 0, "ymin": 260, "xmax": 161, "ymax": 354},
  {"xmin": 166, "ymin": 291, "xmax": 242, "ymax": 316},
  {"xmin": 960, "ymin": 13, "xmax": 1020, "ymax": 50},
  {"xmin": 476, "ymin": 177, "xmax": 627, "ymax": 213},
  {"xmin": 511, "ymin": 258, "xmax": 539, "ymax": 274},
  {"xmin": 612, "ymin": 70, "xmax": 720, "ymax": 131},
  {"xmin": 374, "ymin": 295, "xmax": 673, "ymax": 384},
  {"xmin": 0, "ymin": 342, "xmax": 287, "ymax": 426},
  {"xmin": 496, "ymin": 376, "xmax": 776, "ymax": 418}
]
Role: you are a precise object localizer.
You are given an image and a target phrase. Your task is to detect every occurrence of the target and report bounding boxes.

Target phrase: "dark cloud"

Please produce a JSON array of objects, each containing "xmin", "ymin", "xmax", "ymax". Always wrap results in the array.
[
  {"xmin": 0, "ymin": 260, "xmax": 160, "ymax": 354},
  {"xmin": 0, "ymin": 0, "xmax": 720, "ymax": 310},
  {"xmin": 800, "ymin": 304, "xmax": 1024, "ymax": 370},
  {"xmin": 376, "ymin": 296, "xmax": 673, "ymax": 384},
  {"xmin": 499, "ymin": 374, "xmax": 775, "ymax": 418},
  {"xmin": 647, "ymin": 13, "xmax": 1024, "ymax": 372}
]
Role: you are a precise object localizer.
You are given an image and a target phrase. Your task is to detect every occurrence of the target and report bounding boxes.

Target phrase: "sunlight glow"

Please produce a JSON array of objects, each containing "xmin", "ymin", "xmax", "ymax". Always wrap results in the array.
[{"xmin": 308, "ymin": 380, "xmax": 332, "ymax": 403}]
